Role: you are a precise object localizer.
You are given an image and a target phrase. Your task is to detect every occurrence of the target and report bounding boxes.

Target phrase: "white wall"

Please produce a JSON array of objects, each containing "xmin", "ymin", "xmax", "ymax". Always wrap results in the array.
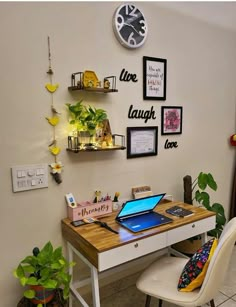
[{"xmin": 0, "ymin": 2, "xmax": 235, "ymax": 306}]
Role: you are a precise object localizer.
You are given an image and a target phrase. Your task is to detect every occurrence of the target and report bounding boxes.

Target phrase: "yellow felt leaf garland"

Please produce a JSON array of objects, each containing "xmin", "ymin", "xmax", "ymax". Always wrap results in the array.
[
  {"xmin": 46, "ymin": 116, "xmax": 60, "ymax": 126},
  {"xmin": 45, "ymin": 36, "xmax": 63, "ymax": 184},
  {"xmin": 49, "ymin": 146, "xmax": 61, "ymax": 156},
  {"xmin": 45, "ymin": 83, "xmax": 59, "ymax": 93}
]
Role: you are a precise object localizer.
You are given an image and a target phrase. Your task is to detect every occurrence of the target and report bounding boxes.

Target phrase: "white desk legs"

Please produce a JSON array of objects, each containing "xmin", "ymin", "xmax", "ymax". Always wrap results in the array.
[
  {"xmin": 91, "ymin": 266, "xmax": 100, "ymax": 307},
  {"xmin": 201, "ymin": 232, "xmax": 208, "ymax": 245},
  {"xmin": 67, "ymin": 242, "xmax": 101, "ymax": 307}
]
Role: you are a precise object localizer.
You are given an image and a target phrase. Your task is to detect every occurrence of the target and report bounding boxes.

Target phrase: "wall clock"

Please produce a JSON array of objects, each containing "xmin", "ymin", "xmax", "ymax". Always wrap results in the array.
[{"xmin": 113, "ymin": 4, "xmax": 148, "ymax": 49}]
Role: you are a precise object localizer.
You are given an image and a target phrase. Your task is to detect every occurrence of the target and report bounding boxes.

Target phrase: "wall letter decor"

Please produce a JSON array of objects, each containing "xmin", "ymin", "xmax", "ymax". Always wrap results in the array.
[
  {"xmin": 119, "ymin": 68, "xmax": 138, "ymax": 82},
  {"xmin": 164, "ymin": 139, "xmax": 178, "ymax": 149},
  {"xmin": 143, "ymin": 56, "xmax": 167, "ymax": 100},
  {"xmin": 128, "ymin": 105, "xmax": 156, "ymax": 123}
]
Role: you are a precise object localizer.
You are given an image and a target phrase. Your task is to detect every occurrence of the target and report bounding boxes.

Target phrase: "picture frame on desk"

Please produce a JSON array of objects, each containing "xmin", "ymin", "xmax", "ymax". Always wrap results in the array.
[
  {"xmin": 127, "ymin": 126, "xmax": 158, "ymax": 159},
  {"xmin": 161, "ymin": 106, "xmax": 183, "ymax": 135},
  {"xmin": 143, "ymin": 56, "xmax": 167, "ymax": 100}
]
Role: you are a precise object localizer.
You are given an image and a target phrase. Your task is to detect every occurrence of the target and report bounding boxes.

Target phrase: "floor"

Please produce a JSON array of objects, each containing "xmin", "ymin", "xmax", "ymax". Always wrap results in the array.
[{"xmin": 72, "ymin": 246, "xmax": 236, "ymax": 307}]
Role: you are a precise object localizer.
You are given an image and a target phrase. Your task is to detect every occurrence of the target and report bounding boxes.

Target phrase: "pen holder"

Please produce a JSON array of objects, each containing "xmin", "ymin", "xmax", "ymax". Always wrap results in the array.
[{"xmin": 67, "ymin": 200, "xmax": 113, "ymax": 221}]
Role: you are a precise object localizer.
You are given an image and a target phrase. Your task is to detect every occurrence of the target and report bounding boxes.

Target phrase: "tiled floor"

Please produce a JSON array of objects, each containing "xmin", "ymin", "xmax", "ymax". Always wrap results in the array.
[{"xmin": 73, "ymin": 246, "xmax": 236, "ymax": 307}]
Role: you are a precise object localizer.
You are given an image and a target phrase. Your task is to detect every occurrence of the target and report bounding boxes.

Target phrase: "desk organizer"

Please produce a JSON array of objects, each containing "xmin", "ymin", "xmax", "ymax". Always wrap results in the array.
[{"xmin": 67, "ymin": 200, "xmax": 112, "ymax": 221}]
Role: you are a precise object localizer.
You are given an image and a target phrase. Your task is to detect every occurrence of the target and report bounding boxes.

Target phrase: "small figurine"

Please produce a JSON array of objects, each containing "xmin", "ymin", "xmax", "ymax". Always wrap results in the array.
[
  {"xmin": 104, "ymin": 78, "xmax": 110, "ymax": 89},
  {"xmin": 113, "ymin": 192, "xmax": 120, "ymax": 202},
  {"xmin": 93, "ymin": 190, "xmax": 101, "ymax": 203}
]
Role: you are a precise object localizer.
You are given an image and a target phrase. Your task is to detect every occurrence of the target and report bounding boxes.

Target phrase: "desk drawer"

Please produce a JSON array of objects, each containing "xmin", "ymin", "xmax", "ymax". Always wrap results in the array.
[
  {"xmin": 167, "ymin": 216, "xmax": 216, "ymax": 246},
  {"xmin": 98, "ymin": 232, "xmax": 166, "ymax": 271}
]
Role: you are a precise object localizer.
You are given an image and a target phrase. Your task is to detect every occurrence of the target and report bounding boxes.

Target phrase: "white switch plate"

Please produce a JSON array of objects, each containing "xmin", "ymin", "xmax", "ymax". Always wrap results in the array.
[{"xmin": 11, "ymin": 164, "xmax": 48, "ymax": 192}]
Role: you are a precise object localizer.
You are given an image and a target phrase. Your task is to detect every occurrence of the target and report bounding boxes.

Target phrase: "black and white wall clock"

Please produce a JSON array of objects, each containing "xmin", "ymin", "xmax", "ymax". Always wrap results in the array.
[{"xmin": 113, "ymin": 4, "xmax": 148, "ymax": 49}]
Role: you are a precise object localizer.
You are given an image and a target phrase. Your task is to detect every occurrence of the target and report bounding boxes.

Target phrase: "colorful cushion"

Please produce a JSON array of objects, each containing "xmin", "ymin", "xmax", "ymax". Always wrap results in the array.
[{"xmin": 177, "ymin": 238, "xmax": 218, "ymax": 292}]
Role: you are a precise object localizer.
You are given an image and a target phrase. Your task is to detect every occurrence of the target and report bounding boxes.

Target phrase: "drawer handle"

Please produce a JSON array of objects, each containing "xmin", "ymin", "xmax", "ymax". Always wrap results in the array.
[
  {"xmin": 134, "ymin": 243, "xmax": 139, "ymax": 248},
  {"xmin": 192, "ymin": 224, "xmax": 195, "ymax": 228}
]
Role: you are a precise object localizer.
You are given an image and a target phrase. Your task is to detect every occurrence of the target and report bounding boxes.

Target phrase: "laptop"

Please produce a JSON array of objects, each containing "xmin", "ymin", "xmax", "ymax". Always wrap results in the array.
[{"xmin": 115, "ymin": 193, "xmax": 173, "ymax": 233}]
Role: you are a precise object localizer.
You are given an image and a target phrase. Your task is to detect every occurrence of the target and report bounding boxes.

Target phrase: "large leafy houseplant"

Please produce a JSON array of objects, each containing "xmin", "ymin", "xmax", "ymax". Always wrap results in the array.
[
  {"xmin": 66, "ymin": 100, "xmax": 107, "ymax": 137},
  {"xmin": 13, "ymin": 241, "xmax": 75, "ymax": 307},
  {"xmin": 184, "ymin": 172, "xmax": 226, "ymax": 238}
]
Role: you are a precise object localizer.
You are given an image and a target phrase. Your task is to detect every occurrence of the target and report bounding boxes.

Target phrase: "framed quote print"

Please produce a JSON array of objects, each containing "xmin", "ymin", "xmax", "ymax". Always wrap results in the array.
[
  {"xmin": 127, "ymin": 126, "xmax": 158, "ymax": 159},
  {"xmin": 161, "ymin": 106, "xmax": 183, "ymax": 135},
  {"xmin": 143, "ymin": 56, "xmax": 167, "ymax": 100}
]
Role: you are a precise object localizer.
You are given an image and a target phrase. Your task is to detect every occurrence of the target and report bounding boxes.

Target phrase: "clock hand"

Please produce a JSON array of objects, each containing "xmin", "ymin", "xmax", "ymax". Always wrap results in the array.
[{"xmin": 123, "ymin": 22, "xmax": 140, "ymax": 35}]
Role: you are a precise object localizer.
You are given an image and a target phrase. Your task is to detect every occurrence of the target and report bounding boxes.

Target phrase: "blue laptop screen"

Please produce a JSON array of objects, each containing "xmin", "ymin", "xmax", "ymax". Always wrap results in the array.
[{"xmin": 117, "ymin": 193, "xmax": 165, "ymax": 219}]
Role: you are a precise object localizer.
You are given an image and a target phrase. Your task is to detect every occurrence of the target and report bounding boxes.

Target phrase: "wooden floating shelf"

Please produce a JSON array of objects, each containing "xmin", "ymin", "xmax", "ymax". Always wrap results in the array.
[
  {"xmin": 68, "ymin": 86, "xmax": 118, "ymax": 93},
  {"xmin": 67, "ymin": 145, "xmax": 126, "ymax": 153}
]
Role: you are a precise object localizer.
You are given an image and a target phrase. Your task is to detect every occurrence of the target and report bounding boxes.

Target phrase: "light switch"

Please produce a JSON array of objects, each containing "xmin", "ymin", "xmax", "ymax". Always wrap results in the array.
[{"xmin": 11, "ymin": 164, "xmax": 48, "ymax": 192}]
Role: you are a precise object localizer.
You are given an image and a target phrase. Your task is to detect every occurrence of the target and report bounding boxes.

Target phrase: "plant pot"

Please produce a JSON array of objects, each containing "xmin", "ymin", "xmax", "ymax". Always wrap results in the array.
[
  {"xmin": 78, "ymin": 131, "xmax": 90, "ymax": 145},
  {"xmin": 29, "ymin": 285, "xmax": 55, "ymax": 305}
]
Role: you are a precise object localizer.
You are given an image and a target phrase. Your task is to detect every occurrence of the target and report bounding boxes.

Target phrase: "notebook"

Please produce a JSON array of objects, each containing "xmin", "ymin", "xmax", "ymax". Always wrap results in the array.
[{"xmin": 115, "ymin": 193, "xmax": 173, "ymax": 233}]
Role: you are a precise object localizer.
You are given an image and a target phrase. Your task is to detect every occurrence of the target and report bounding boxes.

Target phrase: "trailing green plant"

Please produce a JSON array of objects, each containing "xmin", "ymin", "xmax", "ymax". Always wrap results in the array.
[
  {"xmin": 191, "ymin": 172, "xmax": 226, "ymax": 238},
  {"xmin": 66, "ymin": 100, "xmax": 107, "ymax": 136},
  {"xmin": 13, "ymin": 241, "xmax": 75, "ymax": 306}
]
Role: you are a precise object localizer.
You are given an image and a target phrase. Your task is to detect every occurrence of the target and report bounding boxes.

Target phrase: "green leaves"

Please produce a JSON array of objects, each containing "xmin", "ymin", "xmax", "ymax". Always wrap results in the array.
[
  {"xmin": 197, "ymin": 172, "xmax": 217, "ymax": 191},
  {"xmin": 193, "ymin": 172, "xmax": 226, "ymax": 238},
  {"xmin": 13, "ymin": 241, "xmax": 74, "ymax": 302},
  {"xmin": 66, "ymin": 101, "xmax": 107, "ymax": 136}
]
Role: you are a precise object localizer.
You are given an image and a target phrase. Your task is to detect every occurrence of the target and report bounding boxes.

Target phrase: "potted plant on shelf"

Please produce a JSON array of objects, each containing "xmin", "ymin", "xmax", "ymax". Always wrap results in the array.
[
  {"xmin": 66, "ymin": 100, "xmax": 108, "ymax": 145},
  {"xmin": 13, "ymin": 241, "xmax": 75, "ymax": 306},
  {"xmin": 174, "ymin": 172, "xmax": 226, "ymax": 254}
]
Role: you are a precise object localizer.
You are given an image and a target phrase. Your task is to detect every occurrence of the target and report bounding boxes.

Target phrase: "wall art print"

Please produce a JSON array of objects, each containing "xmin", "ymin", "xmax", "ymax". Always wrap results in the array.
[
  {"xmin": 143, "ymin": 56, "xmax": 167, "ymax": 100},
  {"xmin": 161, "ymin": 106, "xmax": 183, "ymax": 135}
]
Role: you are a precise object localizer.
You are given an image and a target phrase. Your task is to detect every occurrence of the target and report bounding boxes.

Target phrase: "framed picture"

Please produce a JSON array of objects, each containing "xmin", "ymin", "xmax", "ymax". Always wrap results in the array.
[
  {"xmin": 161, "ymin": 106, "xmax": 183, "ymax": 135},
  {"xmin": 143, "ymin": 56, "xmax": 167, "ymax": 100},
  {"xmin": 127, "ymin": 126, "xmax": 158, "ymax": 159}
]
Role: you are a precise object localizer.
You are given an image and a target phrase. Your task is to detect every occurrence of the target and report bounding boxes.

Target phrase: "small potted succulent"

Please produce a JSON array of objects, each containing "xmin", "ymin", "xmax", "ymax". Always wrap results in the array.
[{"xmin": 13, "ymin": 241, "xmax": 75, "ymax": 306}]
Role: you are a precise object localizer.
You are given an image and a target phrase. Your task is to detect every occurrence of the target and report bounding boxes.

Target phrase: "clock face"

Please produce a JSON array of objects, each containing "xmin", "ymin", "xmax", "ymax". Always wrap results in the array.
[{"xmin": 113, "ymin": 4, "xmax": 148, "ymax": 49}]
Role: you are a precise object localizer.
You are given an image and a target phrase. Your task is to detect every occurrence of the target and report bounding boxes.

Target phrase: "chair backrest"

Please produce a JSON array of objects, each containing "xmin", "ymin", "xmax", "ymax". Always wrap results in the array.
[{"xmin": 196, "ymin": 217, "xmax": 236, "ymax": 305}]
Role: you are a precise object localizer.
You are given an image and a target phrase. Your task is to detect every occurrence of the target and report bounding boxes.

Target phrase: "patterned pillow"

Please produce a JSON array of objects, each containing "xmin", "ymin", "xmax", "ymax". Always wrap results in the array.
[{"xmin": 177, "ymin": 238, "xmax": 218, "ymax": 292}]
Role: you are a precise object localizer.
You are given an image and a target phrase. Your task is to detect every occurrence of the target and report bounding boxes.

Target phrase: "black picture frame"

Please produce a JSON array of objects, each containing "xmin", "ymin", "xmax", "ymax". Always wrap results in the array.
[
  {"xmin": 143, "ymin": 56, "xmax": 167, "ymax": 100},
  {"xmin": 161, "ymin": 106, "xmax": 183, "ymax": 135},
  {"xmin": 127, "ymin": 126, "xmax": 158, "ymax": 159}
]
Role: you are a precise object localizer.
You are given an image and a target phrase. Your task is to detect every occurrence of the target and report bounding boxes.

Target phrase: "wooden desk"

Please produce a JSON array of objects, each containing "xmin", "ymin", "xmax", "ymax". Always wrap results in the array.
[{"xmin": 61, "ymin": 201, "xmax": 216, "ymax": 307}]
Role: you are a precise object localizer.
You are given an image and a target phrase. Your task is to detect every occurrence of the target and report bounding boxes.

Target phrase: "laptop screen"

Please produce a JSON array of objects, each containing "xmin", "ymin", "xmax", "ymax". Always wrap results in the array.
[{"xmin": 117, "ymin": 193, "xmax": 166, "ymax": 219}]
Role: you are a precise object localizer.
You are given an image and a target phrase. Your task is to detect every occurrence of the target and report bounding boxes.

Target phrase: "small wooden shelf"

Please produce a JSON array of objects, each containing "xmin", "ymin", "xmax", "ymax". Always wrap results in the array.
[
  {"xmin": 68, "ymin": 86, "xmax": 118, "ymax": 93},
  {"xmin": 68, "ymin": 72, "xmax": 118, "ymax": 93},
  {"xmin": 67, "ymin": 145, "xmax": 126, "ymax": 153}
]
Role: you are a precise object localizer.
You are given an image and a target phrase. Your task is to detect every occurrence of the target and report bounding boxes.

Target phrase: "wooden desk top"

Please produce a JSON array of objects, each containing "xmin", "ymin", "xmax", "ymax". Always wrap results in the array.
[{"xmin": 61, "ymin": 201, "xmax": 215, "ymax": 267}]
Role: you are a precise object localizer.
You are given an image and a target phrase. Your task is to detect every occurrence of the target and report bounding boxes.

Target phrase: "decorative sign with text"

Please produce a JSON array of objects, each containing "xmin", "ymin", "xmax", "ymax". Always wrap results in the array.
[
  {"xmin": 164, "ymin": 139, "xmax": 178, "ymax": 149},
  {"xmin": 119, "ymin": 68, "xmax": 138, "ymax": 82},
  {"xmin": 143, "ymin": 56, "xmax": 167, "ymax": 100},
  {"xmin": 128, "ymin": 104, "xmax": 156, "ymax": 123}
]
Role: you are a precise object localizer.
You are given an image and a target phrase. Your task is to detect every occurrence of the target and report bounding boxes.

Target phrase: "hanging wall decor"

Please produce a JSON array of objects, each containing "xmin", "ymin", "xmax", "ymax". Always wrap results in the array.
[
  {"xmin": 143, "ymin": 56, "xmax": 167, "ymax": 100},
  {"xmin": 128, "ymin": 104, "xmax": 156, "ymax": 123},
  {"xmin": 119, "ymin": 68, "xmax": 138, "ymax": 82},
  {"xmin": 45, "ymin": 37, "xmax": 63, "ymax": 184},
  {"xmin": 127, "ymin": 126, "xmax": 158, "ymax": 159},
  {"xmin": 161, "ymin": 106, "xmax": 183, "ymax": 135}
]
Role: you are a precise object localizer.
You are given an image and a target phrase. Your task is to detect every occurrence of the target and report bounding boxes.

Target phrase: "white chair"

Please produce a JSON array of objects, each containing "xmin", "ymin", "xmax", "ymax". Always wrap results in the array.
[{"xmin": 136, "ymin": 217, "xmax": 236, "ymax": 307}]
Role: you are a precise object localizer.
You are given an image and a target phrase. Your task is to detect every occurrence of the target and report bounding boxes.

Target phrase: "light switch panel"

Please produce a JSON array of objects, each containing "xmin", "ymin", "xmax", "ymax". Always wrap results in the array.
[{"xmin": 11, "ymin": 164, "xmax": 48, "ymax": 192}]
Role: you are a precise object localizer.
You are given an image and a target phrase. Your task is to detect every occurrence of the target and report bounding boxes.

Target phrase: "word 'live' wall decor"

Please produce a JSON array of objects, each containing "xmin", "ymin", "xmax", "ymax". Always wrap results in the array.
[{"xmin": 45, "ymin": 37, "xmax": 63, "ymax": 183}]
